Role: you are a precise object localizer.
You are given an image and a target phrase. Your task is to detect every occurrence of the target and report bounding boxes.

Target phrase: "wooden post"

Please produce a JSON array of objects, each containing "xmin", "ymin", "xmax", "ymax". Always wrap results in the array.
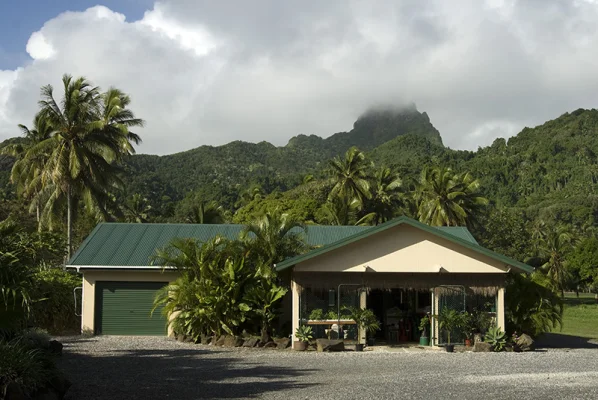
[
  {"xmin": 291, "ymin": 278, "xmax": 302, "ymax": 349},
  {"xmin": 359, "ymin": 289, "xmax": 367, "ymax": 344},
  {"xmin": 497, "ymin": 287, "xmax": 506, "ymax": 331},
  {"xmin": 432, "ymin": 288, "xmax": 439, "ymax": 346}
]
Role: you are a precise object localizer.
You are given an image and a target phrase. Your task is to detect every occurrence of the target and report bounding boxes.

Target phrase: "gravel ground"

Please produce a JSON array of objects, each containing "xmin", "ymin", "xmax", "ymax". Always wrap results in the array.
[{"xmin": 57, "ymin": 336, "xmax": 598, "ymax": 400}]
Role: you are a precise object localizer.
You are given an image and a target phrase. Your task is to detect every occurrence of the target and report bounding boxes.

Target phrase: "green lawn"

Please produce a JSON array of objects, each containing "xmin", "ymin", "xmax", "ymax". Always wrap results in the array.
[{"xmin": 553, "ymin": 292, "xmax": 598, "ymax": 339}]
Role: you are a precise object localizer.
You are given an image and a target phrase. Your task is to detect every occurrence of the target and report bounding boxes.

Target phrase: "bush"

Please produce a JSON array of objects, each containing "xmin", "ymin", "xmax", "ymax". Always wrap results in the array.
[
  {"xmin": 505, "ymin": 273, "xmax": 563, "ymax": 337},
  {"xmin": 484, "ymin": 326, "xmax": 507, "ymax": 351},
  {"xmin": 0, "ymin": 335, "xmax": 57, "ymax": 396},
  {"xmin": 30, "ymin": 268, "xmax": 82, "ymax": 334}
]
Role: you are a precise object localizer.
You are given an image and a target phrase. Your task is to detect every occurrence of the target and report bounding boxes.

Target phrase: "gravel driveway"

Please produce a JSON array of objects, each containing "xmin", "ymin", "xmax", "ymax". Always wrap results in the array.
[{"xmin": 58, "ymin": 336, "xmax": 598, "ymax": 400}]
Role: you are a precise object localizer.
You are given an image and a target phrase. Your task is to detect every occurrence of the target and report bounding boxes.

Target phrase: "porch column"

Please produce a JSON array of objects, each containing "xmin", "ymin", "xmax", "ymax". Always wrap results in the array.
[
  {"xmin": 291, "ymin": 278, "xmax": 302, "ymax": 349},
  {"xmin": 359, "ymin": 289, "xmax": 367, "ymax": 344},
  {"xmin": 497, "ymin": 287, "xmax": 506, "ymax": 331},
  {"xmin": 432, "ymin": 288, "xmax": 439, "ymax": 346}
]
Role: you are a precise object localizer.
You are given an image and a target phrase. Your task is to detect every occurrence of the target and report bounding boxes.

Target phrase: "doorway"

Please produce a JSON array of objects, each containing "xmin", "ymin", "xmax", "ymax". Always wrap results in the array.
[{"xmin": 367, "ymin": 289, "xmax": 431, "ymax": 343}]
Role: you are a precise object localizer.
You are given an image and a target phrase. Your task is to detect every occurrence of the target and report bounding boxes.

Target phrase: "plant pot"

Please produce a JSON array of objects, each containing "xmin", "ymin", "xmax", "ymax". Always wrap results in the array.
[
  {"xmin": 294, "ymin": 341, "xmax": 307, "ymax": 351},
  {"xmin": 465, "ymin": 339, "xmax": 472, "ymax": 347},
  {"xmin": 446, "ymin": 344, "xmax": 455, "ymax": 353},
  {"xmin": 354, "ymin": 343, "xmax": 364, "ymax": 352},
  {"xmin": 419, "ymin": 336, "xmax": 429, "ymax": 346}
]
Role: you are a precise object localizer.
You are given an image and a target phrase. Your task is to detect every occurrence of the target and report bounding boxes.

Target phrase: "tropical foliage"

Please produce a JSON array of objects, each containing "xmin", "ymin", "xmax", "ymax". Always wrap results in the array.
[
  {"xmin": 5, "ymin": 75, "xmax": 143, "ymax": 257},
  {"xmin": 152, "ymin": 210, "xmax": 297, "ymax": 340}
]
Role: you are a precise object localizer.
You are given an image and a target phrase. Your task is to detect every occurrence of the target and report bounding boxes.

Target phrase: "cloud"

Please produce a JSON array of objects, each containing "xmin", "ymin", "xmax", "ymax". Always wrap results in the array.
[{"xmin": 1, "ymin": 1, "xmax": 598, "ymax": 154}]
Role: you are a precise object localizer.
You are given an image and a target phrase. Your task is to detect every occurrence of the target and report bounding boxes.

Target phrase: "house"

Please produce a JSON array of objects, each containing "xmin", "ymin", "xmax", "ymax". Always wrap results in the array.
[{"xmin": 68, "ymin": 217, "xmax": 532, "ymax": 347}]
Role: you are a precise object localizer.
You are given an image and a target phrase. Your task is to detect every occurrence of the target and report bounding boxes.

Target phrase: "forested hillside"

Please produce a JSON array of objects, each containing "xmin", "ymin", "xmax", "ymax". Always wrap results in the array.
[{"xmin": 121, "ymin": 105, "xmax": 441, "ymax": 211}]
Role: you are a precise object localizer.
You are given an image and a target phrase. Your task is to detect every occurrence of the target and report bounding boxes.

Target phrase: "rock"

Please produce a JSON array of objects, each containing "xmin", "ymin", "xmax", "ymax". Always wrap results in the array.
[
  {"xmin": 242, "ymin": 338, "xmax": 260, "ymax": 348},
  {"xmin": 4, "ymin": 382, "xmax": 25, "ymax": 400},
  {"xmin": 214, "ymin": 335, "xmax": 226, "ymax": 346},
  {"xmin": 48, "ymin": 340, "xmax": 63, "ymax": 356},
  {"xmin": 473, "ymin": 342, "xmax": 492, "ymax": 352},
  {"xmin": 223, "ymin": 336, "xmax": 244, "ymax": 347},
  {"xmin": 275, "ymin": 337, "xmax": 291, "ymax": 349},
  {"xmin": 50, "ymin": 375, "xmax": 72, "ymax": 398},
  {"xmin": 176, "ymin": 334, "xmax": 187, "ymax": 343},
  {"xmin": 515, "ymin": 334, "xmax": 536, "ymax": 352},
  {"xmin": 200, "ymin": 334, "xmax": 211, "ymax": 345},
  {"xmin": 260, "ymin": 330, "xmax": 271, "ymax": 344},
  {"xmin": 263, "ymin": 341, "xmax": 278, "ymax": 348},
  {"xmin": 316, "ymin": 339, "xmax": 345, "ymax": 352}
]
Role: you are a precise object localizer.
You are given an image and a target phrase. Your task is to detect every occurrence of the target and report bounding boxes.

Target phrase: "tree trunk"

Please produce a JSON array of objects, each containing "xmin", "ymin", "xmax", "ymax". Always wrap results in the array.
[
  {"xmin": 260, "ymin": 324, "xmax": 270, "ymax": 344},
  {"xmin": 67, "ymin": 184, "xmax": 72, "ymax": 260},
  {"xmin": 36, "ymin": 205, "xmax": 41, "ymax": 232}
]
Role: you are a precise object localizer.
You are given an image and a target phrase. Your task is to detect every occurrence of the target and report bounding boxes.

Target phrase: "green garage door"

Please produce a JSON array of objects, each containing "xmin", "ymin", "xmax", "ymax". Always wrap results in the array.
[{"xmin": 95, "ymin": 281, "xmax": 167, "ymax": 335}]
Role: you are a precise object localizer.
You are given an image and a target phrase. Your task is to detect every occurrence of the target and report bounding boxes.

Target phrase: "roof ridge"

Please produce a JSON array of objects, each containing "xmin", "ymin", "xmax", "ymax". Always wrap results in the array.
[{"xmin": 275, "ymin": 216, "xmax": 532, "ymax": 273}]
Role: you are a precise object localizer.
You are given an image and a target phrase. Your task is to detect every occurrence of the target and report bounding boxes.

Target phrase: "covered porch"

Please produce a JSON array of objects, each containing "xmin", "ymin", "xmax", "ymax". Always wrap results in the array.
[
  {"xmin": 290, "ymin": 272, "xmax": 506, "ymax": 348},
  {"xmin": 274, "ymin": 217, "xmax": 531, "ymax": 350}
]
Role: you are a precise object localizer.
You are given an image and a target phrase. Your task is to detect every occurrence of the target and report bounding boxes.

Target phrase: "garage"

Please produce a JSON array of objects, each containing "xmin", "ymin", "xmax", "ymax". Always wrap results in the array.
[{"xmin": 94, "ymin": 281, "xmax": 168, "ymax": 335}]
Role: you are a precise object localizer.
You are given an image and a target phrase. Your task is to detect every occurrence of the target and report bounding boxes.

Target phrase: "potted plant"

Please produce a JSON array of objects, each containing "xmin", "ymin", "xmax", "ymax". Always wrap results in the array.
[
  {"xmin": 461, "ymin": 312, "xmax": 474, "ymax": 347},
  {"xmin": 345, "ymin": 307, "xmax": 380, "ymax": 350},
  {"xmin": 418, "ymin": 315, "xmax": 430, "ymax": 346},
  {"xmin": 437, "ymin": 307, "xmax": 465, "ymax": 352},
  {"xmin": 308, "ymin": 309, "xmax": 324, "ymax": 321},
  {"xmin": 294, "ymin": 325, "xmax": 313, "ymax": 351}
]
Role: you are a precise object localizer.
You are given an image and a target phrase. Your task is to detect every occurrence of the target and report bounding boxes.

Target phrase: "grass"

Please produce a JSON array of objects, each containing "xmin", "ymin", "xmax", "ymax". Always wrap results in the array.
[{"xmin": 552, "ymin": 292, "xmax": 598, "ymax": 339}]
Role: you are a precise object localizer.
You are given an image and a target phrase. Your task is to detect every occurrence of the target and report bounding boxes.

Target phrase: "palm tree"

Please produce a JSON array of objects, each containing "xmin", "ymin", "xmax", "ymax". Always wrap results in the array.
[
  {"xmin": 124, "ymin": 193, "xmax": 152, "ymax": 223},
  {"xmin": 186, "ymin": 200, "xmax": 226, "ymax": 224},
  {"xmin": 536, "ymin": 226, "xmax": 574, "ymax": 297},
  {"xmin": 319, "ymin": 195, "xmax": 373, "ymax": 226},
  {"xmin": 328, "ymin": 147, "xmax": 371, "ymax": 206},
  {"xmin": 15, "ymin": 75, "xmax": 143, "ymax": 258},
  {"xmin": 2, "ymin": 114, "xmax": 53, "ymax": 227},
  {"xmin": 367, "ymin": 166, "xmax": 404, "ymax": 225},
  {"xmin": 417, "ymin": 167, "xmax": 488, "ymax": 227},
  {"xmin": 241, "ymin": 210, "xmax": 307, "ymax": 264}
]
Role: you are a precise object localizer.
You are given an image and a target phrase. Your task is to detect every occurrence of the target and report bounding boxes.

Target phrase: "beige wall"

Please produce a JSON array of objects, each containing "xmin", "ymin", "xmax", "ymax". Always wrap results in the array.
[
  {"xmin": 81, "ymin": 269, "xmax": 180, "ymax": 335},
  {"xmin": 295, "ymin": 224, "xmax": 509, "ymax": 274}
]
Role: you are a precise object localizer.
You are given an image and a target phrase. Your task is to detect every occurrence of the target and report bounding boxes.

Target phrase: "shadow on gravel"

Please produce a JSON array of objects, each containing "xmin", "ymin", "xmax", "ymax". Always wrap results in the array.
[
  {"xmin": 536, "ymin": 333, "xmax": 598, "ymax": 349},
  {"xmin": 59, "ymin": 346, "xmax": 317, "ymax": 399}
]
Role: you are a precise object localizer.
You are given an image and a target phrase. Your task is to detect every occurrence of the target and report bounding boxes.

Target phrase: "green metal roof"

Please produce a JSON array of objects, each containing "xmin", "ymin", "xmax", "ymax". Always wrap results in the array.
[
  {"xmin": 275, "ymin": 216, "xmax": 533, "ymax": 274},
  {"xmin": 69, "ymin": 219, "xmax": 530, "ymax": 273},
  {"xmin": 68, "ymin": 223, "xmax": 371, "ymax": 266}
]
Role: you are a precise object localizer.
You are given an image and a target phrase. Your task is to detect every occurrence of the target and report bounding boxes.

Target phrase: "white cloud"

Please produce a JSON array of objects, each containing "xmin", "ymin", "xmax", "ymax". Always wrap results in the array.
[
  {"xmin": 26, "ymin": 32, "xmax": 56, "ymax": 60},
  {"xmin": 1, "ymin": 1, "xmax": 598, "ymax": 154}
]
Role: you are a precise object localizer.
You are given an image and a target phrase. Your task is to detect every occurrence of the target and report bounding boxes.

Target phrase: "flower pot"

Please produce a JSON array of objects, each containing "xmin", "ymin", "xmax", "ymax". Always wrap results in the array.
[
  {"xmin": 419, "ymin": 336, "xmax": 430, "ymax": 346},
  {"xmin": 355, "ymin": 344, "xmax": 364, "ymax": 352},
  {"xmin": 465, "ymin": 339, "xmax": 472, "ymax": 347},
  {"xmin": 446, "ymin": 344, "xmax": 455, "ymax": 353},
  {"xmin": 294, "ymin": 341, "xmax": 307, "ymax": 351}
]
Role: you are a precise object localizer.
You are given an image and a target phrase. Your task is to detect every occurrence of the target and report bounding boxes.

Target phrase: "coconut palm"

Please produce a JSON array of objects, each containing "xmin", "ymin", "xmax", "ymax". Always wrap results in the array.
[
  {"xmin": 328, "ymin": 147, "xmax": 371, "ymax": 206},
  {"xmin": 186, "ymin": 200, "xmax": 226, "ymax": 224},
  {"xmin": 2, "ymin": 114, "xmax": 53, "ymax": 227},
  {"xmin": 16, "ymin": 75, "xmax": 143, "ymax": 257},
  {"xmin": 535, "ymin": 226, "xmax": 574, "ymax": 297},
  {"xmin": 366, "ymin": 166, "xmax": 404, "ymax": 225},
  {"xmin": 124, "ymin": 193, "xmax": 152, "ymax": 223},
  {"xmin": 241, "ymin": 210, "xmax": 307, "ymax": 264},
  {"xmin": 319, "ymin": 195, "xmax": 373, "ymax": 226},
  {"xmin": 417, "ymin": 167, "xmax": 488, "ymax": 227}
]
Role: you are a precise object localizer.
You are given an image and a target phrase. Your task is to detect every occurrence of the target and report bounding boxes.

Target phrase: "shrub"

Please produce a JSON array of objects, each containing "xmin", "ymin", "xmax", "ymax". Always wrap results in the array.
[
  {"xmin": 295, "ymin": 325, "xmax": 314, "ymax": 342},
  {"xmin": 30, "ymin": 268, "xmax": 82, "ymax": 334},
  {"xmin": 0, "ymin": 336, "xmax": 56, "ymax": 395},
  {"xmin": 484, "ymin": 326, "xmax": 507, "ymax": 351},
  {"xmin": 505, "ymin": 273, "xmax": 563, "ymax": 337}
]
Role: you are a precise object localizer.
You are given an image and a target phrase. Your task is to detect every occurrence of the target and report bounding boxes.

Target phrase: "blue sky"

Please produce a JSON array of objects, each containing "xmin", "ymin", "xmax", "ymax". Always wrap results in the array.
[{"xmin": 0, "ymin": 0, "xmax": 149, "ymax": 69}]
